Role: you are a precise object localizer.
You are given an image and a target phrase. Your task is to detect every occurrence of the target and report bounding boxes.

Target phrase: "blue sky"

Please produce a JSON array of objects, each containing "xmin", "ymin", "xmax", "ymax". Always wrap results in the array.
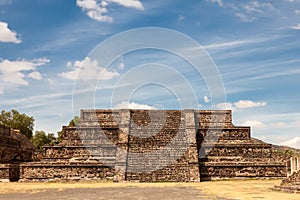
[{"xmin": 0, "ymin": 0, "xmax": 300, "ymax": 148}]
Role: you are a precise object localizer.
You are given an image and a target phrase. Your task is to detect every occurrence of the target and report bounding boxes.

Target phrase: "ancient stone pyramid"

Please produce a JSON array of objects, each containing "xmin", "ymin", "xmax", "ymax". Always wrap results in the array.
[{"xmin": 19, "ymin": 109, "xmax": 286, "ymax": 182}]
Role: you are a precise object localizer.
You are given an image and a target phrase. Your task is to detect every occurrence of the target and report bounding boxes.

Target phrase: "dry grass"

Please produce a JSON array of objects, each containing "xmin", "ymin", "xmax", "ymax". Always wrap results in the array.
[{"xmin": 0, "ymin": 179, "xmax": 299, "ymax": 199}]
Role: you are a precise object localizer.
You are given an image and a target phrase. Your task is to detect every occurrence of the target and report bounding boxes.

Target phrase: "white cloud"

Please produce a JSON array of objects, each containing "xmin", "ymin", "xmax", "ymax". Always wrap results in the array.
[
  {"xmin": 207, "ymin": 0, "xmax": 276, "ymax": 23},
  {"xmin": 114, "ymin": 101, "xmax": 156, "ymax": 109},
  {"xmin": 236, "ymin": 13, "xmax": 257, "ymax": 23},
  {"xmin": 215, "ymin": 100, "xmax": 267, "ymax": 111},
  {"xmin": 0, "ymin": 21, "xmax": 22, "ymax": 43},
  {"xmin": 207, "ymin": 0, "xmax": 223, "ymax": 7},
  {"xmin": 234, "ymin": 100, "xmax": 266, "ymax": 109},
  {"xmin": 292, "ymin": 24, "xmax": 300, "ymax": 30},
  {"xmin": 0, "ymin": 58, "xmax": 49, "ymax": 92},
  {"xmin": 59, "ymin": 57, "xmax": 119, "ymax": 81},
  {"xmin": 28, "ymin": 71, "xmax": 42, "ymax": 80},
  {"xmin": 241, "ymin": 120, "xmax": 267, "ymax": 128},
  {"xmin": 215, "ymin": 102, "xmax": 233, "ymax": 110},
  {"xmin": 203, "ymin": 95, "xmax": 210, "ymax": 103},
  {"xmin": 242, "ymin": 1, "xmax": 275, "ymax": 14},
  {"xmin": 295, "ymin": 9, "xmax": 300, "ymax": 15},
  {"xmin": 287, "ymin": 0, "xmax": 298, "ymax": 2},
  {"xmin": 108, "ymin": 0, "xmax": 144, "ymax": 10},
  {"xmin": 204, "ymin": 39, "xmax": 251, "ymax": 49},
  {"xmin": 76, "ymin": 0, "xmax": 144, "ymax": 22},
  {"xmin": 291, "ymin": 120, "xmax": 300, "ymax": 128},
  {"xmin": 0, "ymin": 58, "xmax": 49, "ymax": 85},
  {"xmin": 280, "ymin": 137, "xmax": 300, "ymax": 149},
  {"xmin": 271, "ymin": 122, "xmax": 289, "ymax": 128},
  {"xmin": 76, "ymin": 0, "xmax": 113, "ymax": 22}
]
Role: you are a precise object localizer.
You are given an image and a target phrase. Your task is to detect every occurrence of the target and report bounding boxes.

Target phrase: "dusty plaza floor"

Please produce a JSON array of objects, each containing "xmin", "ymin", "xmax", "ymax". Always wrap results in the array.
[{"xmin": 0, "ymin": 179, "xmax": 299, "ymax": 200}]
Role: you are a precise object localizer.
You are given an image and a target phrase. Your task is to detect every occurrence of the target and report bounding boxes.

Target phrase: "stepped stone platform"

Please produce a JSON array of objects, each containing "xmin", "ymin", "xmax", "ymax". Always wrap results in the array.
[
  {"xmin": 0, "ymin": 125, "xmax": 36, "ymax": 182},
  {"xmin": 17, "ymin": 109, "xmax": 287, "ymax": 182}
]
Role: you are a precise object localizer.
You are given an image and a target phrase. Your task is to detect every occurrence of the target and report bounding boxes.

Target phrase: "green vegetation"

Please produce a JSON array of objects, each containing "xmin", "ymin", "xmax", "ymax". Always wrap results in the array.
[
  {"xmin": 68, "ymin": 116, "xmax": 80, "ymax": 127},
  {"xmin": 0, "ymin": 109, "xmax": 34, "ymax": 139},
  {"xmin": 30, "ymin": 130, "xmax": 56, "ymax": 151}
]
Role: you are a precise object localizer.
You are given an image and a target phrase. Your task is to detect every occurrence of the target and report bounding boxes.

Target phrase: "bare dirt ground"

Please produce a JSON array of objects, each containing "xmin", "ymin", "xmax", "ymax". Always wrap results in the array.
[{"xmin": 0, "ymin": 179, "xmax": 299, "ymax": 200}]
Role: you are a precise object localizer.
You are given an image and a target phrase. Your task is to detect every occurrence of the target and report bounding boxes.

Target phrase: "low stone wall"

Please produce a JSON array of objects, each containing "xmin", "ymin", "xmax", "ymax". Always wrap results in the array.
[
  {"xmin": 200, "ymin": 165, "xmax": 286, "ymax": 181},
  {"xmin": 19, "ymin": 162, "xmax": 115, "ymax": 182}
]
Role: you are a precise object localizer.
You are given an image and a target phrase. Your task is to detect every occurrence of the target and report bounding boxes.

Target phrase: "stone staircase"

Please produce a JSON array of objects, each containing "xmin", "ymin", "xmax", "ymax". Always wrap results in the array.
[
  {"xmin": 19, "ymin": 109, "xmax": 287, "ymax": 182},
  {"xmin": 20, "ymin": 110, "xmax": 123, "ymax": 181},
  {"xmin": 196, "ymin": 111, "xmax": 286, "ymax": 181},
  {"xmin": 125, "ymin": 110, "xmax": 198, "ymax": 182}
]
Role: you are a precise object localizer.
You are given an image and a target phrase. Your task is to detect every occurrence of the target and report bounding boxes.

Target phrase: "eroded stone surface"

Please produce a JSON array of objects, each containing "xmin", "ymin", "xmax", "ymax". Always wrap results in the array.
[{"xmin": 9, "ymin": 110, "xmax": 288, "ymax": 182}]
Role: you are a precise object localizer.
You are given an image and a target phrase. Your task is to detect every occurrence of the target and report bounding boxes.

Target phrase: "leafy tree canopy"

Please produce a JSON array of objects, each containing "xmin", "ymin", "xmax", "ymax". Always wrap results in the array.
[
  {"xmin": 0, "ymin": 109, "xmax": 34, "ymax": 139},
  {"xmin": 68, "ymin": 116, "xmax": 80, "ymax": 127},
  {"xmin": 30, "ymin": 130, "xmax": 56, "ymax": 151}
]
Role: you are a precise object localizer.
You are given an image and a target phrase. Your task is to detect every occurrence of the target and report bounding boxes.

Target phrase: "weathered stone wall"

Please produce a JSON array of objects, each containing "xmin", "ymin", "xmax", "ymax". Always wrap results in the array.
[
  {"xmin": 0, "ymin": 164, "xmax": 19, "ymax": 182},
  {"xmin": 0, "ymin": 125, "xmax": 36, "ymax": 182},
  {"xmin": 19, "ymin": 109, "xmax": 287, "ymax": 182},
  {"xmin": 196, "ymin": 111, "xmax": 286, "ymax": 180},
  {"xmin": 20, "ymin": 163, "xmax": 114, "ymax": 182},
  {"xmin": 126, "ymin": 110, "xmax": 199, "ymax": 182},
  {"xmin": 0, "ymin": 125, "xmax": 36, "ymax": 163}
]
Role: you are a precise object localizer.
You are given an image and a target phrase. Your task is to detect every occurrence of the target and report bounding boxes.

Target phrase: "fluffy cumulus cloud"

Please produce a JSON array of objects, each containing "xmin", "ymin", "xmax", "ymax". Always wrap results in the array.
[
  {"xmin": 234, "ymin": 100, "xmax": 266, "ymax": 109},
  {"xmin": 0, "ymin": 21, "xmax": 22, "ymax": 43},
  {"xmin": 280, "ymin": 137, "xmax": 300, "ymax": 149},
  {"xmin": 28, "ymin": 71, "xmax": 42, "ymax": 80},
  {"xmin": 76, "ymin": 0, "xmax": 144, "ymax": 22},
  {"xmin": 109, "ymin": 0, "xmax": 144, "ymax": 10},
  {"xmin": 215, "ymin": 100, "xmax": 267, "ymax": 111},
  {"xmin": 114, "ymin": 101, "xmax": 156, "ymax": 109},
  {"xmin": 59, "ymin": 57, "xmax": 119, "ymax": 81},
  {"xmin": 0, "ymin": 58, "xmax": 49, "ymax": 92}
]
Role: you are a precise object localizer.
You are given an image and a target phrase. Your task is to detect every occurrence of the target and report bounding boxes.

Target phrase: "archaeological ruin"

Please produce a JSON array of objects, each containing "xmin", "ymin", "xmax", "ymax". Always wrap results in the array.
[
  {"xmin": 274, "ymin": 157, "xmax": 300, "ymax": 193},
  {"xmin": 0, "ymin": 124, "xmax": 36, "ymax": 182},
  {"xmin": 1, "ymin": 110, "xmax": 289, "ymax": 182}
]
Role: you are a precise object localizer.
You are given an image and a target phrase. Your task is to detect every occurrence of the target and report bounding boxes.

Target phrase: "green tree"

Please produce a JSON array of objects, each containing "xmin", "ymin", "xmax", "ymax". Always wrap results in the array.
[
  {"xmin": 56, "ymin": 116, "xmax": 80, "ymax": 143},
  {"xmin": 57, "ymin": 130, "xmax": 63, "ymax": 143},
  {"xmin": 68, "ymin": 116, "xmax": 80, "ymax": 127},
  {"xmin": 30, "ymin": 131, "xmax": 56, "ymax": 151},
  {"xmin": 0, "ymin": 109, "xmax": 34, "ymax": 139}
]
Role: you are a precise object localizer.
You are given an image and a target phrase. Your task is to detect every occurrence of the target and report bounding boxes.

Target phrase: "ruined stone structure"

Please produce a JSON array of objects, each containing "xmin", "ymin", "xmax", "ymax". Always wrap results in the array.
[
  {"xmin": 0, "ymin": 124, "xmax": 36, "ymax": 182},
  {"xmin": 274, "ymin": 157, "xmax": 300, "ymax": 193},
  {"xmin": 18, "ymin": 109, "xmax": 287, "ymax": 182}
]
